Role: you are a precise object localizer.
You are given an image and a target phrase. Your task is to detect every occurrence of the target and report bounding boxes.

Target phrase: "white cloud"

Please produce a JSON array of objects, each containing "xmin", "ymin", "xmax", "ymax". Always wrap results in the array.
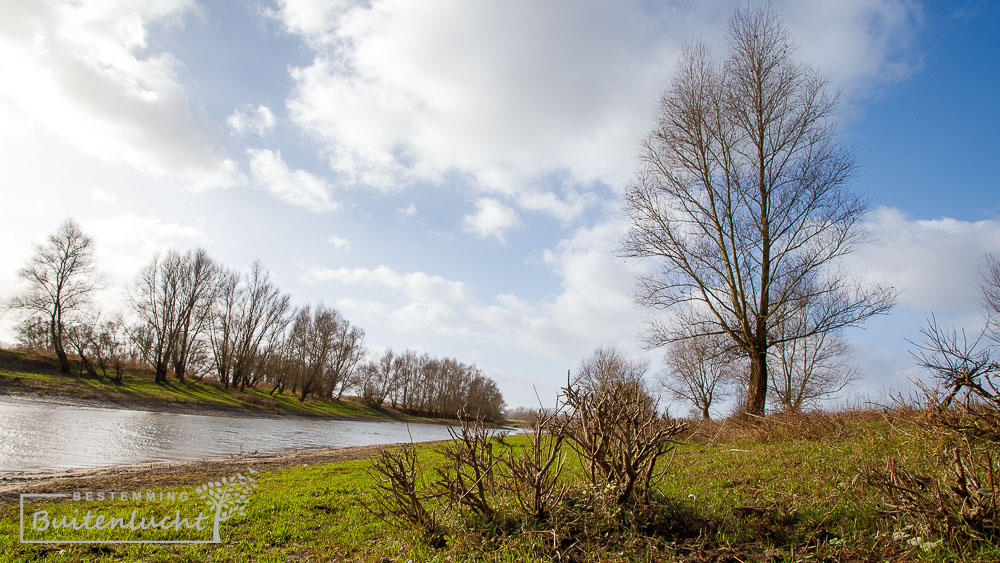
[
  {"xmin": 327, "ymin": 235, "xmax": 351, "ymax": 250},
  {"xmin": 462, "ymin": 198, "xmax": 519, "ymax": 241},
  {"xmin": 247, "ymin": 148, "xmax": 339, "ymax": 211},
  {"xmin": 0, "ymin": 1, "xmax": 243, "ymax": 190},
  {"xmin": 273, "ymin": 0, "xmax": 919, "ymax": 215},
  {"xmin": 398, "ymin": 203, "xmax": 417, "ymax": 218},
  {"xmin": 227, "ymin": 105, "xmax": 276, "ymax": 136},
  {"xmin": 849, "ymin": 207, "xmax": 1000, "ymax": 313},
  {"xmin": 304, "ymin": 265, "xmax": 467, "ymax": 303}
]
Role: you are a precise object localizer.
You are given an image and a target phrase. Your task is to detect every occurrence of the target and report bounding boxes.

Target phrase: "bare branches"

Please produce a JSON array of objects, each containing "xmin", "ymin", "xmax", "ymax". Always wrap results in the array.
[
  {"xmin": 9, "ymin": 219, "xmax": 100, "ymax": 372},
  {"xmin": 562, "ymin": 347, "xmax": 684, "ymax": 504},
  {"xmin": 660, "ymin": 333, "xmax": 738, "ymax": 420},
  {"xmin": 620, "ymin": 5, "xmax": 894, "ymax": 415},
  {"xmin": 364, "ymin": 445, "xmax": 444, "ymax": 545}
]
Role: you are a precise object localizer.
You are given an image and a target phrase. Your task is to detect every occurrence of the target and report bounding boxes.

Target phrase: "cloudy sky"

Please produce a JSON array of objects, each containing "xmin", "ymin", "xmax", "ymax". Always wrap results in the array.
[{"xmin": 0, "ymin": 0, "xmax": 997, "ymax": 413}]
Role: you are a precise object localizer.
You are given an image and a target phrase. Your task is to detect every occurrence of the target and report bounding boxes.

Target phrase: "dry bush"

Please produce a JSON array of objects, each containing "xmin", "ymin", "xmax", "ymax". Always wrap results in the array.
[
  {"xmin": 434, "ymin": 414, "xmax": 506, "ymax": 520},
  {"xmin": 863, "ymin": 437, "xmax": 998, "ymax": 542},
  {"xmin": 502, "ymin": 409, "xmax": 567, "ymax": 521},
  {"xmin": 363, "ymin": 445, "xmax": 444, "ymax": 546},
  {"xmin": 561, "ymin": 372, "xmax": 684, "ymax": 505},
  {"xmin": 862, "ymin": 315, "xmax": 1000, "ymax": 545}
]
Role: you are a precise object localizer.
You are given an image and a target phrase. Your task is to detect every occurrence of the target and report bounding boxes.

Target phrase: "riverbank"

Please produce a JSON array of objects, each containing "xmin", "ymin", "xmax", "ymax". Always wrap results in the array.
[
  {"xmin": 0, "ymin": 349, "xmax": 418, "ymax": 421},
  {"xmin": 0, "ymin": 442, "xmax": 434, "ymax": 505},
  {"xmin": 2, "ymin": 412, "xmax": 997, "ymax": 561}
]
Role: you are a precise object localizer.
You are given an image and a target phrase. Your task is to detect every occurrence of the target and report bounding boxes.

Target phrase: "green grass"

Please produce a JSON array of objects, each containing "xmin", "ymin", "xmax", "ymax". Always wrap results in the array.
[
  {"xmin": 2, "ymin": 414, "xmax": 996, "ymax": 561},
  {"xmin": 0, "ymin": 349, "xmax": 410, "ymax": 420}
]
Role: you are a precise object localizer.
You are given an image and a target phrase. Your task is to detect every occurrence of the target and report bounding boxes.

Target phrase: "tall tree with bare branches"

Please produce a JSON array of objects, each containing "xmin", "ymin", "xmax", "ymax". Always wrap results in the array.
[
  {"xmin": 10, "ymin": 219, "xmax": 100, "ymax": 373},
  {"xmin": 620, "ymin": 6, "xmax": 895, "ymax": 416}
]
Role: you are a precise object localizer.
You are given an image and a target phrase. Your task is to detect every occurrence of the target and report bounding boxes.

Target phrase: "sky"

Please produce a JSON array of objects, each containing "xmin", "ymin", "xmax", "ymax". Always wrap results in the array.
[{"xmin": 0, "ymin": 0, "xmax": 997, "ymax": 414}]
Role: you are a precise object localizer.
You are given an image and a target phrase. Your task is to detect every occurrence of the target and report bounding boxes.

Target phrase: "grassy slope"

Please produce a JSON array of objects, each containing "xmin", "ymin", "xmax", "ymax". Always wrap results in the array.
[
  {"xmin": 0, "ymin": 349, "xmax": 402, "ymax": 420},
  {"xmin": 2, "ymin": 413, "xmax": 995, "ymax": 562}
]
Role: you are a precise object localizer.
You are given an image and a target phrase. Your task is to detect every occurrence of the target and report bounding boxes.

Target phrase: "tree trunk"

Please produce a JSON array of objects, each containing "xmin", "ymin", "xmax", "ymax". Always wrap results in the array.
[
  {"xmin": 173, "ymin": 360, "xmax": 186, "ymax": 383},
  {"xmin": 744, "ymin": 349, "xmax": 768, "ymax": 416},
  {"xmin": 50, "ymin": 318, "xmax": 70, "ymax": 373},
  {"xmin": 154, "ymin": 362, "xmax": 168, "ymax": 384},
  {"xmin": 701, "ymin": 405, "xmax": 711, "ymax": 420}
]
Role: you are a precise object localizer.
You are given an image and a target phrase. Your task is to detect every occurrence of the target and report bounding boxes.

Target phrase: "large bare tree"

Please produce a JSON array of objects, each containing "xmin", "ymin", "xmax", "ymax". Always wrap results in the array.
[
  {"xmin": 620, "ymin": 7, "xmax": 895, "ymax": 416},
  {"xmin": 10, "ymin": 219, "xmax": 100, "ymax": 372}
]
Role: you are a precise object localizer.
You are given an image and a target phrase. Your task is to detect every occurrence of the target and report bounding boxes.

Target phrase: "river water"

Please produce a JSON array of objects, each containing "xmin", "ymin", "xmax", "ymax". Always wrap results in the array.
[{"xmin": 0, "ymin": 397, "xmax": 458, "ymax": 474}]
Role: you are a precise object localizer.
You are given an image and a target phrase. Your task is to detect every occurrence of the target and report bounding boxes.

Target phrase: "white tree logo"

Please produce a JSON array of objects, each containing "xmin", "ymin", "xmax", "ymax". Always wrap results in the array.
[{"xmin": 195, "ymin": 470, "xmax": 258, "ymax": 543}]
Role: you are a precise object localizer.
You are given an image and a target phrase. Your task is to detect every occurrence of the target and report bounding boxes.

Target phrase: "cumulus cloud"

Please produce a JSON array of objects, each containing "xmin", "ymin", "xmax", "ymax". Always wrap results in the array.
[
  {"xmin": 247, "ymin": 148, "xmax": 340, "ymax": 211},
  {"xmin": 227, "ymin": 105, "xmax": 277, "ymax": 136},
  {"xmin": 0, "ymin": 1, "xmax": 243, "ymax": 190},
  {"xmin": 462, "ymin": 198, "xmax": 519, "ymax": 241},
  {"xmin": 849, "ymin": 207, "xmax": 1000, "ymax": 313},
  {"xmin": 271, "ymin": 0, "xmax": 919, "ymax": 218}
]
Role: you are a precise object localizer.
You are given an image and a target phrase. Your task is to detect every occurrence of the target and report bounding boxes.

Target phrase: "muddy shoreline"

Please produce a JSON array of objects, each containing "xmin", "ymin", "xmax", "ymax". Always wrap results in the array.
[{"xmin": 0, "ymin": 442, "xmax": 446, "ymax": 505}]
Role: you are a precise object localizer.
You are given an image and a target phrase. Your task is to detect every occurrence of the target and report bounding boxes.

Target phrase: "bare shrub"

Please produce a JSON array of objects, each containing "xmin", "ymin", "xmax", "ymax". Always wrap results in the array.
[
  {"xmin": 864, "ymin": 303, "xmax": 1000, "ymax": 545},
  {"xmin": 863, "ymin": 438, "xmax": 998, "ymax": 542},
  {"xmin": 364, "ymin": 445, "xmax": 444, "ymax": 546},
  {"xmin": 910, "ymin": 317, "xmax": 1000, "ymax": 442},
  {"xmin": 434, "ymin": 414, "xmax": 505, "ymax": 520},
  {"xmin": 562, "ymin": 347, "xmax": 684, "ymax": 505},
  {"xmin": 503, "ymin": 408, "xmax": 567, "ymax": 521}
]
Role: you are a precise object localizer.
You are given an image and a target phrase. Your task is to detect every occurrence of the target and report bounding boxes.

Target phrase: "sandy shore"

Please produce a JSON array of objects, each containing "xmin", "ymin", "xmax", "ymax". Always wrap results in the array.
[{"xmin": 0, "ymin": 443, "xmax": 431, "ymax": 505}]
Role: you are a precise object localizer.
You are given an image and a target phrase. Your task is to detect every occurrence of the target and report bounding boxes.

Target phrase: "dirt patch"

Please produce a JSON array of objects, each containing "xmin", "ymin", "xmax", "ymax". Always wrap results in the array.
[{"xmin": 0, "ymin": 442, "xmax": 443, "ymax": 505}]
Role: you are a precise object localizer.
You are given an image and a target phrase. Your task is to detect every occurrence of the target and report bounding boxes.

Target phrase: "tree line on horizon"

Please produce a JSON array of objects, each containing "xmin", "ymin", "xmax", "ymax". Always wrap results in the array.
[{"xmin": 3, "ymin": 220, "xmax": 505, "ymax": 421}]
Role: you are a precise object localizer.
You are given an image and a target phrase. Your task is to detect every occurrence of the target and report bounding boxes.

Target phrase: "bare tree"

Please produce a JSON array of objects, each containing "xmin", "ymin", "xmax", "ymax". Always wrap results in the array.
[
  {"xmin": 208, "ymin": 262, "xmax": 291, "ymax": 390},
  {"xmin": 130, "ymin": 249, "xmax": 219, "ymax": 383},
  {"xmin": 768, "ymin": 302, "xmax": 857, "ymax": 412},
  {"xmin": 171, "ymin": 249, "xmax": 219, "ymax": 382},
  {"xmin": 620, "ymin": 6, "xmax": 895, "ymax": 416},
  {"xmin": 660, "ymin": 333, "xmax": 737, "ymax": 420},
  {"xmin": 9, "ymin": 219, "xmax": 100, "ymax": 372}
]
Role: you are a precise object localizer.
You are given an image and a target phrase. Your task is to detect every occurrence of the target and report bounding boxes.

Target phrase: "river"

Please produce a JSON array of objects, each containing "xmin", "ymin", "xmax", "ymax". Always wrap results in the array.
[{"xmin": 0, "ymin": 397, "xmax": 458, "ymax": 474}]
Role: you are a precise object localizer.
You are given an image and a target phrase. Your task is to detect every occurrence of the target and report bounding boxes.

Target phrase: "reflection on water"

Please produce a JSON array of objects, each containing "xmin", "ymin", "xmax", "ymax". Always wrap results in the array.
[{"xmin": 0, "ymin": 397, "xmax": 456, "ymax": 474}]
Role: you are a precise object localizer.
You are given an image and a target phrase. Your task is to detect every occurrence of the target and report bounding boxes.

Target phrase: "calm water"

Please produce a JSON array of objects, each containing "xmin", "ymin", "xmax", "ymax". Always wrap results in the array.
[{"xmin": 0, "ymin": 397, "xmax": 457, "ymax": 474}]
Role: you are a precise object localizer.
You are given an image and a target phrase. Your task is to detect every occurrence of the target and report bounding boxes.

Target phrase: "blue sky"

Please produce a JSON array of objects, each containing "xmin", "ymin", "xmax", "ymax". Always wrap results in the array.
[{"xmin": 0, "ymin": 1, "xmax": 997, "ymax": 413}]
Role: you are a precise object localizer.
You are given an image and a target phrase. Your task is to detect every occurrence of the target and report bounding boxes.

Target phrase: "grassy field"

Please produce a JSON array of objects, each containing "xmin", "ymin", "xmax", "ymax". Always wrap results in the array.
[
  {"xmin": 0, "ymin": 348, "xmax": 406, "ymax": 420},
  {"xmin": 1, "ymin": 411, "xmax": 993, "ymax": 562}
]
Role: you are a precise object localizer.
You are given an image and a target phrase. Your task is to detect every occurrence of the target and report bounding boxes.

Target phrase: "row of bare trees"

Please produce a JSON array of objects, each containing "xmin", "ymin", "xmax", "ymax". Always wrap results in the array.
[
  {"xmin": 354, "ymin": 349, "xmax": 505, "ymax": 421},
  {"xmin": 5, "ymin": 219, "xmax": 505, "ymax": 415}
]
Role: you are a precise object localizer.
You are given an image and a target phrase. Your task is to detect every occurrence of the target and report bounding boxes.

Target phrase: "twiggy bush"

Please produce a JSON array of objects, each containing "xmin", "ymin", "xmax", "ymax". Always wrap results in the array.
[
  {"xmin": 363, "ymin": 445, "xmax": 445, "ymax": 546},
  {"xmin": 502, "ymin": 408, "xmax": 567, "ymax": 521},
  {"xmin": 864, "ymin": 315, "xmax": 1000, "ymax": 545},
  {"xmin": 561, "ymin": 347, "xmax": 685, "ymax": 505},
  {"xmin": 434, "ymin": 413, "xmax": 505, "ymax": 520}
]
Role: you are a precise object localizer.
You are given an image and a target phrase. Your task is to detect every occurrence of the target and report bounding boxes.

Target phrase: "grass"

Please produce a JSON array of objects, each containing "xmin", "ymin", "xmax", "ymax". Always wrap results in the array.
[
  {"xmin": 2, "ymin": 411, "xmax": 997, "ymax": 561},
  {"xmin": 0, "ymin": 348, "xmax": 411, "ymax": 420}
]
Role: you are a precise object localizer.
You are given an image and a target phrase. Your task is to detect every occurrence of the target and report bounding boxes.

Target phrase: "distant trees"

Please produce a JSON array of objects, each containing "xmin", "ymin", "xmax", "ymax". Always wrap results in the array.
[
  {"xmin": 9, "ymin": 219, "xmax": 100, "ymax": 373},
  {"xmin": 660, "ymin": 334, "xmax": 737, "ymax": 420},
  {"xmin": 768, "ymin": 302, "xmax": 857, "ymax": 412},
  {"xmin": 6, "ymin": 218, "xmax": 507, "ymax": 416},
  {"xmin": 207, "ymin": 262, "xmax": 291, "ymax": 391},
  {"xmin": 129, "ymin": 249, "xmax": 220, "ymax": 383},
  {"xmin": 620, "ymin": 6, "xmax": 894, "ymax": 416}
]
